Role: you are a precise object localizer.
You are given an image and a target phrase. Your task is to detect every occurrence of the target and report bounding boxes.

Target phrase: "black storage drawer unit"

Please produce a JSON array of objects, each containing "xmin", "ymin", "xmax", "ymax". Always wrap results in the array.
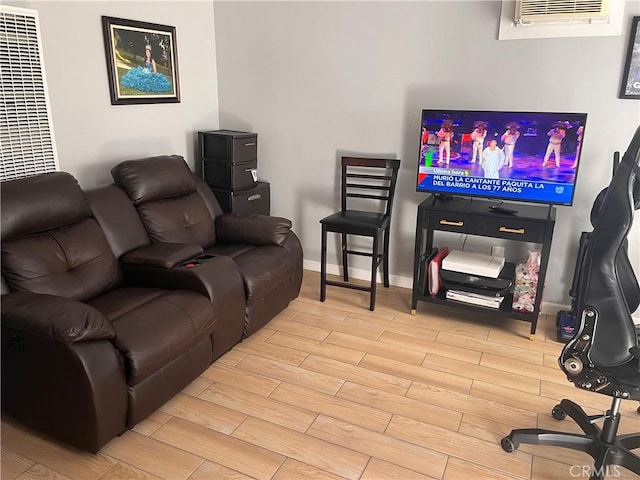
[
  {"xmin": 203, "ymin": 158, "xmax": 257, "ymax": 190},
  {"xmin": 212, "ymin": 181, "xmax": 270, "ymax": 215},
  {"xmin": 199, "ymin": 130, "xmax": 257, "ymax": 164}
]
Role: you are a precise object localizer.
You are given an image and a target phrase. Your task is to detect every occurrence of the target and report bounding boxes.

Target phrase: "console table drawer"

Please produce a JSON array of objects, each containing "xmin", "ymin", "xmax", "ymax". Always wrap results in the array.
[
  {"xmin": 427, "ymin": 214, "xmax": 476, "ymax": 232},
  {"xmin": 480, "ymin": 217, "xmax": 545, "ymax": 243}
]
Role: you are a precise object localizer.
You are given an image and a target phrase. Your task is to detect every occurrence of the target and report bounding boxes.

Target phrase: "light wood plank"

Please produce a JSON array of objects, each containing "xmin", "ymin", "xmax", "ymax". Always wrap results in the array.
[
  {"xmin": 232, "ymin": 416, "xmax": 369, "ymax": 480},
  {"xmin": 266, "ymin": 317, "xmax": 332, "ymax": 341},
  {"xmin": 151, "ymin": 417, "xmax": 284, "ymax": 480},
  {"xmin": 159, "ymin": 392, "xmax": 247, "ymax": 434},
  {"xmin": 300, "ymin": 354, "xmax": 411, "ymax": 396},
  {"xmin": 423, "ymin": 354, "xmax": 541, "ymax": 394},
  {"xmin": 336, "ymin": 381, "xmax": 462, "ymax": 431},
  {"xmin": 360, "ymin": 457, "xmax": 436, "ymax": 480},
  {"xmin": 98, "ymin": 462, "xmax": 162, "ymax": 480},
  {"xmin": 266, "ymin": 331, "xmax": 365, "ymax": 365},
  {"xmin": 307, "ymin": 415, "xmax": 447, "ymax": 479},
  {"xmin": 0, "ymin": 421, "xmax": 116, "ymax": 480},
  {"xmin": 233, "ymin": 337, "xmax": 309, "ymax": 366},
  {"xmin": 0, "ymin": 448, "xmax": 33, "ymax": 480},
  {"xmin": 132, "ymin": 411, "xmax": 172, "ymax": 437},
  {"xmin": 385, "ymin": 415, "xmax": 532, "ymax": 479},
  {"xmin": 197, "ymin": 382, "xmax": 316, "ymax": 432},
  {"xmin": 271, "ymin": 458, "xmax": 345, "ymax": 480},
  {"xmin": 235, "ymin": 355, "xmax": 344, "ymax": 395},
  {"xmin": 290, "ymin": 312, "xmax": 382, "ymax": 341},
  {"xmin": 269, "ymin": 382, "xmax": 392, "ymax": 433},
  {"xmin": 480, "ymin": 352, "xmax": 567, "ymax": 385},
  {"xmin": 216, "ymin": 349, "xmax": 249, "ymax": 366},
  {"xmin": 436, "ymin": 330, "xmax": 544, "ymax": 364},
  {"xmin": 201, "ymin": 363, "xmax": 281, "ymax": 396},
  {"xmin": 324, "ymin": 331, "xmax": 426, "ymax": 365},
  {"xmin": 181, "ymin": 377, "xmax": 214, "ymax": 397},
  {"xmin": 378, "ymin": 330, "xmax": 481, "ymax": 364},
  {"xmin": 16, "ymin": 464, "xmax": 71, "ymax": 480},
  {"xmin": 101, "ymin": 430, "xmax": 203, "ymax": 480},
  {"xmin": 358, "ymin": 354, "xmax": 473, "ymax": 395},
  {"xmin": 189, "ymin": 460, "xmax": 256, "ymax": 480},
  {"xmin": 444, "ymin": 457, "xmax": 526, "ymax": 480}
]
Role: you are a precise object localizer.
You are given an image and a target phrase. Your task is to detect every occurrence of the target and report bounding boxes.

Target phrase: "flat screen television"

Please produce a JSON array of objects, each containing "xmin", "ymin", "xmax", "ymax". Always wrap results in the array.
[{"xmin": 416, "ymin": 109, "xmax": 587, "ymax": 206}]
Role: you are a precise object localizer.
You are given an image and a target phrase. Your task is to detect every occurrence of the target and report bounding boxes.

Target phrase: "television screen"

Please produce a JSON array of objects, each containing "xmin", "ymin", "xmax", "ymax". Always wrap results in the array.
[{"xmin": 416, "ymin": 109, "xmax": 587, "ymax": 205}]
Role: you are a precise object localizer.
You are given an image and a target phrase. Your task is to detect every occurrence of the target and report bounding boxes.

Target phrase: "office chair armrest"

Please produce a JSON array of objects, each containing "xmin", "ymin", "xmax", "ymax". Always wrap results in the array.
[{"xmin": 215, "ymin": 213, "xmax": 292, "ymax": 246}]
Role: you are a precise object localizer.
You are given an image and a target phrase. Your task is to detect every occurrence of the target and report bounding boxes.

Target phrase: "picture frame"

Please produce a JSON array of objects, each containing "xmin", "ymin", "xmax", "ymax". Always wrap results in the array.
[
  {"xmin": 619, "ymin": 16, "xmax": 640, "ymax": 99},
  {"xmin": 102, "ymin": 16, "xmax": 180, "ymax": 105}
]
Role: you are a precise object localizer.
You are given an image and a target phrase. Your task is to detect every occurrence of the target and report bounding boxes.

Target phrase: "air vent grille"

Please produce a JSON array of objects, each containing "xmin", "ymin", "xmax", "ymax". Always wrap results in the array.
[
  {"xmin": 0, "ymin": 6, "xmax": 58, "ymax": 182},
  {"xmin": 516, "ymin": 0, "xmax": 609, "ymax": 24}
]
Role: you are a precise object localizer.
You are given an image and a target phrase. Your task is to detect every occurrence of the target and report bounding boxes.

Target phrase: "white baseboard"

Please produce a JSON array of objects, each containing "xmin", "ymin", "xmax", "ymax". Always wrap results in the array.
[{"xmin": 303, "ymin": 261, "xmax": 639, "ymax": 323}]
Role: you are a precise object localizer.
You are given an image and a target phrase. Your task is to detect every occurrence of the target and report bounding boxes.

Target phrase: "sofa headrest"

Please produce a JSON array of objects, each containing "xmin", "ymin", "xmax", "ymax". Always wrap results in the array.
[
  {"xmin": 111, "ymin": 155, "xmax": 197, "ymax": 205},
  {"xmin": 1, "ymin": 172, "xmax": 91, "ymax": 241}
]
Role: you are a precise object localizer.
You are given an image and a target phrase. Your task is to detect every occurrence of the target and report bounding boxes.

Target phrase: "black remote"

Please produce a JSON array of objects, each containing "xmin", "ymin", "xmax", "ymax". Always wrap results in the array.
[{"xmin": 489, "ymin": 205, "xmax": 518, "ymax": 215}]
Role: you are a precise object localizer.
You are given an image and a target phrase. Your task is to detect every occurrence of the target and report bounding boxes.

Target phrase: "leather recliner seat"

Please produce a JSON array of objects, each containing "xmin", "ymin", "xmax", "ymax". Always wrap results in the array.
[
  {"xmin": 110, "ymin": 155, "xmax": 304, "ymax": 338},
  {"xmin": 1, "ymin": 172, "xmax": 218, "ymax": 452}
]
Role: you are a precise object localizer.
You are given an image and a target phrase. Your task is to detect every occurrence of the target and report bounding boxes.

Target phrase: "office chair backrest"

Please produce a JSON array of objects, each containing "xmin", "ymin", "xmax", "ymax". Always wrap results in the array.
[
  {"xmin": 341, "ymin": 157, "xmax": 401, "ymax": 217},
  {"xmin": 566, "ymin": 126, "xmax": 640, "ymax": 368}
]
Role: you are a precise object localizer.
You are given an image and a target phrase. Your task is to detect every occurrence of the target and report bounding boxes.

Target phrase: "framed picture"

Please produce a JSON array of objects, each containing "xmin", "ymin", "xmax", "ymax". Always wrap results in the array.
[
  {"xmin": 620, "ymin": 16, "xmax": 640, "ymax": 99},
  {"xmin": 102, "ymin": 16, "xmax": 180, "ymax": 105}
]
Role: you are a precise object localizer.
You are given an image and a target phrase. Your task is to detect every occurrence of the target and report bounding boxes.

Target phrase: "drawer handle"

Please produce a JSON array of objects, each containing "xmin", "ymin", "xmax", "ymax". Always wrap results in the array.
[
  {"xmin": 244, "ymin": 142, "xmax": 256, "ymax": 147},
  {"xmin": 440, "ymin": 220, "xmax": 464, "ymax": 227},
  {"xmin": 499, "ymin": 227, "xmax": 525, "ymax": 234},
  {"xmin": 248, "ymin": 194, "xmax": 261, "ymax": 201}
]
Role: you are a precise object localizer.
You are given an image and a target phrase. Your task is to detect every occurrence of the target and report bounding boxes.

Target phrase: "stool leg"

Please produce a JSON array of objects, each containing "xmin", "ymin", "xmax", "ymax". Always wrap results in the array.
[
  {"xmin": 321, "ymin": 224, "xmax": 327, "ymax": 302},
  {"xmin": 341, "ymin": 233, "xmax": 349, "ymax": 281},
  {"xmin": 383, "ymin": 227, "xmax": 390, "ymax": 288},
  {"xmin": 370, "ymin": 233, "xmax": 379, "ymax": 311}
]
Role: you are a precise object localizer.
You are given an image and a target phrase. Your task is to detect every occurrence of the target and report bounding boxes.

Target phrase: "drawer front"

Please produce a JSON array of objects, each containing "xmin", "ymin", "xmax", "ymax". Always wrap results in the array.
[
  {"xmin": 200, "ymin": 133, "xmax": 257, "ymax": 163},
  {"xmin": 203, "ymin": 159, "xmax": 257, "ymax": 190},
  {"xmin": 231, "ymin": 184, "xmax": 270, "ymax": 215},
  {"xmin": 480, "ymin": 217, "xmax": 544, "ymax": 243},
  {"xmin": 231, "ymin": 137, "xmax": 258, "ymax": 163},
  {"xmin": 427, "ymin": 213, "xmax": 476, "ymax": 233}
]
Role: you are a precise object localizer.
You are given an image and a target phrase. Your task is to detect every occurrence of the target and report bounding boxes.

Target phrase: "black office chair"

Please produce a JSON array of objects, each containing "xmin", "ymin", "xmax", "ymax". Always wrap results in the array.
[
  {"xmin": 320, "ymin": 157, "xmax": 400, "ymax": 311},
  {"xmin": 501, "ymin": 126, "xmax": 640, "ymax": 480}
]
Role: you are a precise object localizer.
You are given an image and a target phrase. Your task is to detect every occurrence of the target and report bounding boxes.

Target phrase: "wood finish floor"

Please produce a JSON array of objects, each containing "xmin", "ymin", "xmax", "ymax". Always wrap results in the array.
[{"xmin": 2, "ymin": 271, "xmax": 639, "ymax": 480}]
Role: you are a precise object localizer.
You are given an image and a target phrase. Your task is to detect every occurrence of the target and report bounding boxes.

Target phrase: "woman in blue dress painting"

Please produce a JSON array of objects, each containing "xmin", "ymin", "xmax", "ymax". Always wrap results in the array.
[{"xmin": 121, "ymin": 45, "xmax": 171, "ymax": 94}]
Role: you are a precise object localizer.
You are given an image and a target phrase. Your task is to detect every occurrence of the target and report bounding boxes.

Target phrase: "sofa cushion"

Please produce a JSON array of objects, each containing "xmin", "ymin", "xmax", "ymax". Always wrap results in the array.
[
  {"xmin": 137, "ymin": 193, "xmax": 216, "ymax": 246},
  {"xmin": 111, "ymin": 155, "xmax": 197, "ymax": 204},
  {"xmin": 88, "ymin": 287, "xmax": 216, "ymax": 385},
  {"xmin": 205, "ymin": 244, "xmax": 294, "ymax": 306},
  {"xmin": 112, "ymin": 156, "xmax": 216, "ymax": 247},
  {"xmin": 1, "ymin": 172, "xmax": 91, "ymax": 242},
  {"xmin": 1, "ymin": 218, "xmax": 121, "ymax": 301}
]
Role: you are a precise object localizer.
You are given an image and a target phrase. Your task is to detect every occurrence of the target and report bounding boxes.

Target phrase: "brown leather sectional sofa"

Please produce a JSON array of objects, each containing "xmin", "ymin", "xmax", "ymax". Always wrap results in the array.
[{"xmin": 0, "ymin": 156, "xmax": 303, "ymax": 452}]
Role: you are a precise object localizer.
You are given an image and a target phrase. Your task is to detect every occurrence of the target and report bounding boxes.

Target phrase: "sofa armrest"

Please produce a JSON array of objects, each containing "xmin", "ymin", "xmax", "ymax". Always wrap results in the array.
[
  {"xmin": 121, "ymin": 242, "xmax": 203, "ymax": 269},
  {"xmin": 1, "ymin": 291, "xmax": 115, "ymax": 344},
  {"xmin": 215, "ymin": 213, "xmax": 292, "ymax": 246}
]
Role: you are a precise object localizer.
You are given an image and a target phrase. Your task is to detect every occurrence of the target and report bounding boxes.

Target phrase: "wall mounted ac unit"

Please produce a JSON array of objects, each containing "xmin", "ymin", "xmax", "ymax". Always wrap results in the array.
[
  {"xmin": 0, "ymin": 6, "xmax": 59, "ymax": 182},
  {"xmin": 516, "ymin": 0, "xmax": 610, "ymax": 25},
  {"xmin": 499, "ymin": 0, "xmax": 623, "ymax": 40}
]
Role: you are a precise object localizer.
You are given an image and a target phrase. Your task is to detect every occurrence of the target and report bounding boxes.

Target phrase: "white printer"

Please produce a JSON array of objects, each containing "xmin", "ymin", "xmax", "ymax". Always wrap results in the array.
[{"xmin": 441, "ymin": 250, "xmax": 505, "ymax": 279}]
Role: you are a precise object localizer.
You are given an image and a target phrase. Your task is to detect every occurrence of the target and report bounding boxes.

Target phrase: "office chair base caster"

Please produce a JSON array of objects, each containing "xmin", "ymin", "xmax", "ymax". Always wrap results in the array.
[{"xmin": 501, "ymin": 397, "xmax": 640, "ymax": 480}]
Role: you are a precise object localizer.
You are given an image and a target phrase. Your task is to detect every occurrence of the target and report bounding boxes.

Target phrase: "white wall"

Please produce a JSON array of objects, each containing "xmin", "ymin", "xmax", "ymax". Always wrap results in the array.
[
  {"xmin": 18, "ymin": 1, "xmax": 219, "ymax": 189},
  {"xmin": 214, "ymin": 1, "xmax": 640, "ymax": 309}
]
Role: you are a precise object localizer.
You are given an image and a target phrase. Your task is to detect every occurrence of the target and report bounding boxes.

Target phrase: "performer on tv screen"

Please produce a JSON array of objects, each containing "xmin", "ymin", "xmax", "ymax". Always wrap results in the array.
[
  {"xmin": 470, "ymin": 121, "xmax": 487, "ymax": 164},
  {"xmin": 501, "ymin": 122, "xmax": 521, "ymax": 168},
  {"xmin": 481, "ymin": 139, "xmax": 505, "ymax": 179},
  {"xmin": 437, "ymin": 119, "xmax": 454, "ymax": 166},
  {"xmin": 542, "ymin": 121, "xmax": 571, "ymax": 168},
  {"xmin": 572, "ymin": 125, "xmax": 584, "ymax": 169}
]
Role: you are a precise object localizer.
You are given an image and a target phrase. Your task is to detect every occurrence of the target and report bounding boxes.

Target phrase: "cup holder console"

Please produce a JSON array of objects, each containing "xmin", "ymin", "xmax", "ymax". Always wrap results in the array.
[{"xmin": 180, "ymin": 253, "xmax": 216, "ymax": 268}]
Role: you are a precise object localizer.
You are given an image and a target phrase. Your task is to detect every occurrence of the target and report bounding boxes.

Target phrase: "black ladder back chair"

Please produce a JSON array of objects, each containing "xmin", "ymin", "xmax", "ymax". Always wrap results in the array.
[
  {"xmin": 501, "ymin": 126, "xmax": 640, "ymax": 480},
  {"xmin": 320, "ymin": 157, "xmax": 401, "ymax": 311}
]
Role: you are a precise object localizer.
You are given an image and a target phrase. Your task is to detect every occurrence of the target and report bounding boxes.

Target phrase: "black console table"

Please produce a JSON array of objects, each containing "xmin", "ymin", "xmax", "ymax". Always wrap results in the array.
[{"xmin": 411, "ymin": 195, "xmax": 556, "ymax": 339}]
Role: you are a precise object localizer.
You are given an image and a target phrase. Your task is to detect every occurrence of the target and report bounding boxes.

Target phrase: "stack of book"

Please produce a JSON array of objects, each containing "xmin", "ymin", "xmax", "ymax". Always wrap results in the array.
[{"xmin": 445, "ymin": 289, "xmax": 505, "ymax": 309}]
